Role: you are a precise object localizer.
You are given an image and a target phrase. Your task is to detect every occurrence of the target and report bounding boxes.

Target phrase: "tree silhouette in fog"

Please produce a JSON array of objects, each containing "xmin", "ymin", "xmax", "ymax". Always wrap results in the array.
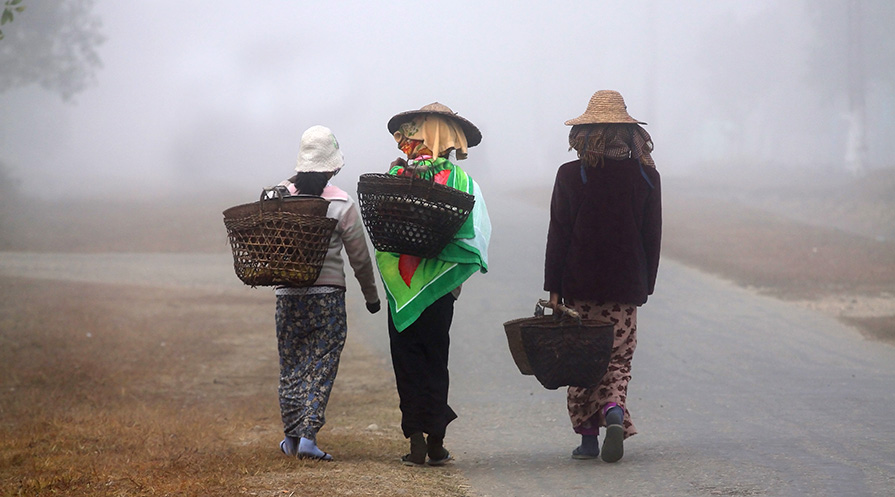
[
  {"xmin": 806, "ymin": 0, "xmax": 895, "ymax": 175},
  {"xmin": 0, "ymin": 0, "xmax": 104, "ymax": 101},
  {"xmin": 698, "ymin": 1, "xmax": 895, "ymax": 174}
]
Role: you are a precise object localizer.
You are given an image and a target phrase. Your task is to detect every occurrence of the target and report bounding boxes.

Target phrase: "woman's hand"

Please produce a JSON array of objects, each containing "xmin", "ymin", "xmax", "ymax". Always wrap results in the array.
[
  {"xmin": 366, "ymin": 300, "xmax": 381, "ymax": 314},
  {"xmin": 548, "ymin": 292, "xmax": 562, "ymax": 310}
]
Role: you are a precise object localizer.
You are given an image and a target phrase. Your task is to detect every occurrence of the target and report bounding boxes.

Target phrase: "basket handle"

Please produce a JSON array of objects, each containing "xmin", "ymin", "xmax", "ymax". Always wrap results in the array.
[
  {"xmin": 261, "ymin": 187, "xmax": 289, "ymax": 201},
  {"xmin": 536, "ymin": 299, "xmax": 582, "ymax": 323},
  {"xmin": 257, "ymin": 187, "xmax": 290, "ymax": 215},
  {"xmin": 400, "ymin": 160, "xmax": 436, "ymax": 188},
  {"xmin": 258, "ymin": 187, "xmax": 279, "ymax": 215}
]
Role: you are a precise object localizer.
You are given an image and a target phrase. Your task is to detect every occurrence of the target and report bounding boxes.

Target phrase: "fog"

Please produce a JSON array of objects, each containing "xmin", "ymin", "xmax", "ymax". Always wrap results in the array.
[
  {"xmin": 1, "ymin": 0, "xmax": 894, "ymax": 199},
  {"xmin": 2, "ymin": 7, "xmax": 895, "ymax": 494}
]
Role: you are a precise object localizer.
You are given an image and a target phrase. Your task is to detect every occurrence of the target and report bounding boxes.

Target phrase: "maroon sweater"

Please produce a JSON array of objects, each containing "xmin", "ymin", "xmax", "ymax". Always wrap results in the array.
[{"xmin": 544, "ymin": 158, "xmax": 661, "ymax": 305}]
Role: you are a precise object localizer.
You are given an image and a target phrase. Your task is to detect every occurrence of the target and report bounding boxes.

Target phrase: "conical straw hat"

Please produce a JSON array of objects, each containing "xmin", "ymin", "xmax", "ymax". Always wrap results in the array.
[
  {"xmin": 388, "ymin": 102, "xmax": 482, "ymax": 147},
  {"xmin": 564, "ymin": 90, "xmax": 646, "ymax": 126}
]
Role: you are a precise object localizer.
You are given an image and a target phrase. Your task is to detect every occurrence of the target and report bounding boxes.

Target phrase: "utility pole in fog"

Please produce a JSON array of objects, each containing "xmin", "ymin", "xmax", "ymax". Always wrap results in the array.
[{"xmin": 845, "ymin": 0, "xmax": 867, "ymax": 176}]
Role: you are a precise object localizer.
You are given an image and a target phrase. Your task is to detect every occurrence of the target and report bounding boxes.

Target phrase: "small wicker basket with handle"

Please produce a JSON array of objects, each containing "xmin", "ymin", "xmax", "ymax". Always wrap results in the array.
[{"xmin": 504, "ymin": 300, "xmax": 615, "ymax": 390}]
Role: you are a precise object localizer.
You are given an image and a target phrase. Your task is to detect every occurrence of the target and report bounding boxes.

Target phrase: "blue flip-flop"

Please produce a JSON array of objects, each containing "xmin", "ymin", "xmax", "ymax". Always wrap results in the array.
[
  {"xmin": 280, "ymin": 438, "xmax": 297, "ymax": 456},
  {"xmin": 298, "ymin": 451, "xmax": 333, "ymax": 461}
]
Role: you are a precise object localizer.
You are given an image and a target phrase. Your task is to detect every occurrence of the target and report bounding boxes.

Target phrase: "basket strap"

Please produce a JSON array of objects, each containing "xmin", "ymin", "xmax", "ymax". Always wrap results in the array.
[{"xmin": 404, "ymin": 162, "xmax": 436, "ymax": 187}]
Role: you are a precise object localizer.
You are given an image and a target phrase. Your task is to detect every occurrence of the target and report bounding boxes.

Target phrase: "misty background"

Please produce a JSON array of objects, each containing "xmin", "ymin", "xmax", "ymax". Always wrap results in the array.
[{"xmin": 1, "ymin": 0, "xmax": 894, "ymax": 201}]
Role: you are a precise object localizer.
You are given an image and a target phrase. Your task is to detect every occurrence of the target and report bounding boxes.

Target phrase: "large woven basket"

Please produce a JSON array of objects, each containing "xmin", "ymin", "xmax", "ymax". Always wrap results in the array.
[
  {"xmin": 503, "ymin": 314, "xmax": 539, "ymax": 375},
  {"xmin": 504, "ymin": 300, "xmax": 615, "ymax": 390},
  {"xmin": 356, "ymin": 172, "xmax": 475, "ymax": 258},
  {"xmin": 223, "ymin": 191, "xmax": 337, "ymax": 287}
]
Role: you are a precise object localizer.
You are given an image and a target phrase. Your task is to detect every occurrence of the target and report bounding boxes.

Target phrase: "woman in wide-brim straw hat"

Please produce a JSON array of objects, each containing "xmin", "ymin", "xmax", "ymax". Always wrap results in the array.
[
  {"xmin": 376, "ymin": 102, "xmax": 490, "ymax": 467},
  {"xmin": 544, "ymin": 90, "xmax": 661, "ymax": 463}
]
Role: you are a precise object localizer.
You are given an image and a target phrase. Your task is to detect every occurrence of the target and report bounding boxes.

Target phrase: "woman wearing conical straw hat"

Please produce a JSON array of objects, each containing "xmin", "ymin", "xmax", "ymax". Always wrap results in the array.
[
  {"xmin": 544, "ymin": 90, "xmax": 661, "ymax": 463},
  {"xmin": 376, "ymin": 102, "xmax": 490, "ymax": 466}
]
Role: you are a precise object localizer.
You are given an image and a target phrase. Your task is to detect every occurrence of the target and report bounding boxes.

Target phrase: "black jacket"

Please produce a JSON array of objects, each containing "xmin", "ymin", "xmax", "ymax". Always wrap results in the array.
[{"xmin": 544, "ymin": 158, "xmax": 661, "ymax": 305}]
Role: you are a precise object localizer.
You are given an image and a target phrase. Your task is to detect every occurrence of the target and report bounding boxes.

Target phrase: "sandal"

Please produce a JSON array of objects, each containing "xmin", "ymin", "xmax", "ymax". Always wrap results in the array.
[
  {"xmin": 280, "ymin": 438, "xmax": 297, "ymax": 456},
  {"xmin": 426, "ymin": 434, "xmax": 452, "ymax": 466},
  {"xmin": 283, "ymin": 437, "xmax": 333, "ymax": 461},
  {"xmin": 571, "ymin": 445, "xmax": 600, "ymax": 460},
  {"xmin": 402, "ymin": 432, "xmax": 427, "ymax": 466},
  {"xmin": 601, "ymin": 425, "xmax": 624, "ymax": 463},
  {"xmin": 401, "ymin": 453, "xmax": 426, "ymax": 466},
  {"xmin": 601, "ymin": 407, "xmax": 625, "ymax": 463},
  {"xmin": 299, "ymin": 451, "xmax": 333, "ymax": 461},
  {"xmin": 427, "ymin": 449, "xmax": 453, "ymax": 466}
]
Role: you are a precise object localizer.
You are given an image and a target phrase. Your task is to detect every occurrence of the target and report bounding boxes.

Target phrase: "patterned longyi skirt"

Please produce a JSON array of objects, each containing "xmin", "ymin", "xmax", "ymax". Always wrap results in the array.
[{"xmin": 564, "ymin": 299, "xmax": 638, "ymax": 439}]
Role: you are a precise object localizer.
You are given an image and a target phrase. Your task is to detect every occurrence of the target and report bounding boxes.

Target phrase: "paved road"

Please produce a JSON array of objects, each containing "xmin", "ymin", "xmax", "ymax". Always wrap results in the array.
[
  {"xmin": 352, "ymin": 193, "xmax": 895, "ymax": 497},
  {"xmin": 2, "ymin": 193, "xmax": 893, "ymax": 497}
]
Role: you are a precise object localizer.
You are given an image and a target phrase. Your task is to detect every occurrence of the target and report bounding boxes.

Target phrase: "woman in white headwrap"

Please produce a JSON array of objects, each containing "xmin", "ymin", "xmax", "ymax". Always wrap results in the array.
[{"xmin": 273, "ymin": 125, "xmax": 380, "ymax": 461}]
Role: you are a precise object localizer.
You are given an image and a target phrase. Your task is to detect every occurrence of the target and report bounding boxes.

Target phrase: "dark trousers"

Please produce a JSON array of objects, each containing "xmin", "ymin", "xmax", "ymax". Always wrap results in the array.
[{"xmin": 388, "ymin": 293, "xmax": 458, "ymax": 439}]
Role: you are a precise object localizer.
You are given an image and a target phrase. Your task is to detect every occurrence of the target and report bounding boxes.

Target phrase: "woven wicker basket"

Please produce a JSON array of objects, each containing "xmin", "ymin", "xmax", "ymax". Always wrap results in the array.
[
  {"xmin": 503, "ymin": 315, "xmax": 539, "ymax": 375},
  {"xmin": 356, "ymin": 172, "xmax": 474, "ymax": 258},
  {"xmin": 505, "ymin": 300, "xmax": 614, "ymax": 390},
  {"xmin": 223, "ymin": 191, "xmax": 336, "ymax": 287}
]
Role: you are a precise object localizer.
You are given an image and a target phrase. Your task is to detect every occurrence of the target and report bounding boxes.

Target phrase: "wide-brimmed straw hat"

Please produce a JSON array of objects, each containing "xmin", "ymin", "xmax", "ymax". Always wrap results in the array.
[
  {"xmin": 564, "ymin": 90, "xmax": 646, "ymax": 126},
  {"xmin": 387, "ymin": 102, "xmax": 482, "ymax": 147}
]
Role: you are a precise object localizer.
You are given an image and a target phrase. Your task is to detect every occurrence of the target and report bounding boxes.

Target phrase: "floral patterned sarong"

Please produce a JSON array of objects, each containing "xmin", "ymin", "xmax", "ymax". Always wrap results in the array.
[
  {"xmin": 565, "ymin": 299, "xmax": 638, "ymax": 439},
  {"xmin": 275, "ymin": 290, "xmax": 347, "ymax": 440}
]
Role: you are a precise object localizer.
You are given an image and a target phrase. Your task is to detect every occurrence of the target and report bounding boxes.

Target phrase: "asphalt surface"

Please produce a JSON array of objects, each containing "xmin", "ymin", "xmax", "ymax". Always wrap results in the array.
[
  {"xmin": 351, "ymin": 194, "xmax": 895, "ymax": 497},
  {"xmin": 2, "ymin": 194, "xmax": 893, "ymax": 497}
]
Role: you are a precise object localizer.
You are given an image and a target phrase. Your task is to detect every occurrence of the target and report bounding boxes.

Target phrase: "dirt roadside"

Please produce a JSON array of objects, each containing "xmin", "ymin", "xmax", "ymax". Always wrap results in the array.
[
  {"xmin": 0, "ymin": 274, "xmax": 468, "ymax": 496},
  {"xmin": 662, "ymin": 171, "xmax": 895, "ymax": 345},
  {"xmin": 0, "ymin": 194, "xmax": 469, "ymax": 496}
]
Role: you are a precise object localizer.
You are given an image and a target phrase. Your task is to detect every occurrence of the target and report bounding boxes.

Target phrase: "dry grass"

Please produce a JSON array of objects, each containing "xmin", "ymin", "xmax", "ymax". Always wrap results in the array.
[
  {"xmin": 0, "ymin": 277, "xmax": 469, "ymax": 497},
  {"xmin": 662, "ymin": 194, "xmax": 895, "ymax": 299}
]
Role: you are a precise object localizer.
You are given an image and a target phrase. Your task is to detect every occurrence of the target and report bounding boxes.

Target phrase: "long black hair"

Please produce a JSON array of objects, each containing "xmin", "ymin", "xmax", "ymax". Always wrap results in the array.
[{"xmin": 288, "ymin": 172, "xmax": 330, "ymax": 196}]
